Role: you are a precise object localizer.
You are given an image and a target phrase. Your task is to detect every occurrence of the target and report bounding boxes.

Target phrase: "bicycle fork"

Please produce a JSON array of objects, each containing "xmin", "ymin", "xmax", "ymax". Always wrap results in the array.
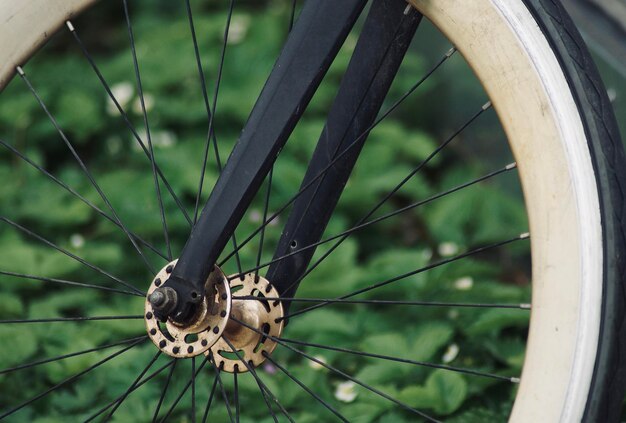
[{"xmin": 150, "ymin": 0, "xmax": 421, "ymax": 324}]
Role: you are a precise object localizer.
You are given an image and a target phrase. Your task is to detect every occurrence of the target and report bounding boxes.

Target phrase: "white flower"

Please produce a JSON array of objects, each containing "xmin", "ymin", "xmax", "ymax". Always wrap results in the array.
[
  {"xmin": 106, "ymin": 82, "xmax": 134, "ymax": 116},
  {"xmin": 267, "ymin": 214, "xmax": 280, "ymax": 227},
  {"xmin": 334, "ymin": 381, "xmax": 358, "ymax": 403},
  {"xmin": 308, "ymin": 355, "xmax": 326, "ymax": 371},
  {"xmin": 132, "ymin": 93, "xmax": 155, "ymax": 115},
  {"xmin": 454, "ymin": 276, "xmax": 473, "ymax": 291},
  {"xmin": 152, "ymin": 130, "xmax": 177, "ymax": 148},
  {"xmin": 227, "ymin": 15, "xmax": 251, "ymax": 45},
  {"xmin": 249, "ymin": 209, "xmax": 262, "ymax": 223},
  {"xmin": 132, "ymin": 130, "xmax": 148, "ymax": 152},
  {"xmin": 442, "ymin": 343, "xmax": 460, "ymax": 363},
  {"xmin": 262, "ymin": 362, "xmax": 277, "ymax": 375},
  {"xmin": 447, "ymin": 309, "xmax": 459, "ymax": 320},
  {"xmin": 421, "ymin": 248, "xmax": 433, "ymax": 261},
  {"xmin": 70, "ymin": 234, "xmax": 85, "ymax": 249},
  {"xmin": 438, "ymin": 242, "xmax": 459, "ymax": 257},
  {"xmin": 133, "ymin": 130, "xmax": 177, "ymax": 152}
]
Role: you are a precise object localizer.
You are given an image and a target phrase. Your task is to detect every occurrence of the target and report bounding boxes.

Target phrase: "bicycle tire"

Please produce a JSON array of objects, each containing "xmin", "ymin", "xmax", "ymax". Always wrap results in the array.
[{"xmin": 0, "ymin": 0, "xmax": 624, "ymax": 421}]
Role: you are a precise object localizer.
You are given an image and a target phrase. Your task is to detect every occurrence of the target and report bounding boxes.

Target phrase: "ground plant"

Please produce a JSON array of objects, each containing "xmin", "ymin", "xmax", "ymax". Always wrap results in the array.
[{"xmin": 0, "ymin": 1, "xmax": 536, "ymax": 421}]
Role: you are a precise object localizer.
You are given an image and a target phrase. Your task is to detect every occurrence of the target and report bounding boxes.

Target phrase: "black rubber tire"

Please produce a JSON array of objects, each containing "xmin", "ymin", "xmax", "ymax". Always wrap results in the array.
[{"xmin": 522, "ymin": 0, "xmax": 626, "ymax": 421}]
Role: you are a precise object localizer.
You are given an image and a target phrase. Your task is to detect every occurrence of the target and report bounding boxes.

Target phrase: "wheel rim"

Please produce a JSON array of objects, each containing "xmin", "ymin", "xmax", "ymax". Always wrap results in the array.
[
  {"xmin": 409, "ymin": 1, "xmax": 602, "ymax": 420},
  {"xmin": 0, "ymin": 0, "xmax": 602, "ymax": 421}
]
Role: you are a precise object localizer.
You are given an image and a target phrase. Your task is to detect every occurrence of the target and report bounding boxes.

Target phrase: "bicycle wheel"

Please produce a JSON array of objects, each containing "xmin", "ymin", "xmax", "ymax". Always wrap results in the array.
[{"xmin": 0, "ymin": 0, "xmax": 624, "ymax": 422}]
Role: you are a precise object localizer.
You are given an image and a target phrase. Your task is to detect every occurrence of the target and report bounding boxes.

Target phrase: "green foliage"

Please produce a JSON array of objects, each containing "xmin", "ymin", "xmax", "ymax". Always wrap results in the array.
[
  {"xmin": 399, "ymin": 370, "xmax": 468, "ymax": 415},
  {"xmin": 0, "ymin": 0, "xmax": 532, "ymax": 421}
]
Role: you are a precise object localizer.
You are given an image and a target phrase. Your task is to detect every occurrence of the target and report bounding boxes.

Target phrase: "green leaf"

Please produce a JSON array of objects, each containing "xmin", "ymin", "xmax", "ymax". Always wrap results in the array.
[
  {"xmin": 0, "ymin": 292, "xmax": 24, "ymax": 317},
  {"xmin": 360, "ymin": 333, "xmax": 409, "ymax": 356},
  {"xmin": 0, "ymin": 326, "xmax": 38, "ymax": 368},
  {"xmin": 286, "ymin": 309, "xmax": 354, "ymax": 344},
  {"xmin": 56, "ymin": 90, "xmax": 104, "ymax": 141},
  {"xmin": 341, "ymin": 402, "xmax": 385, "ymax": 423},
  {"xmin": 399, "ymin": 370, "xmax": 468, "ymax": 415},
  {"xmin": 465, "ymin": 309, "xmax": 529, "ymax": 336},
  {"xmin": 485, "ymin": 337, "xmax": 526, "ymax": 368},
  {"xmin": 411, "ymin": 322, "xmax": 455, "ymax": 361}
]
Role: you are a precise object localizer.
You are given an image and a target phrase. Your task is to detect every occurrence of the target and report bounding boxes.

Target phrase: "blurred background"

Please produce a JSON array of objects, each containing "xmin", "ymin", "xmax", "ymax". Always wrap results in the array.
[{"xmin": 0, "ymin": 0, "xmax": 622, "ymax": 421}]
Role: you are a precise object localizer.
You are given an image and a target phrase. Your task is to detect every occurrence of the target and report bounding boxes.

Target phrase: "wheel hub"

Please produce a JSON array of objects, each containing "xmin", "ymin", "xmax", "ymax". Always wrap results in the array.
[
  {"xmin": 145, "ymin": 265, "xmax": 284, "ymax": 368},
  {"xmin": 144, "ymin": 260, "xmax": 231, "ymax": 358},
  {"xmin": 207, "ymin": 273, "xmax": 284, "ymax": 373}
]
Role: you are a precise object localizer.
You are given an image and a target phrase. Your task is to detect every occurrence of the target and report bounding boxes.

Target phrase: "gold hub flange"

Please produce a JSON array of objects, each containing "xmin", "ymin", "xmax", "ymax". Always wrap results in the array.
[
  {"xmin": 145, "ymin": 260, "xmax": 231, "ymax": 358},
  {"xmin": 207, "ymin": 273, "xmax": 284, "ymax": 373}
]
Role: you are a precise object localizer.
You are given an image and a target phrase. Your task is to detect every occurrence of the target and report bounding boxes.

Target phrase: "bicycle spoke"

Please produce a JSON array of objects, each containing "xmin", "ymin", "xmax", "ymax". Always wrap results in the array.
[
  {"xmin": 0, "ymin": 336, "xmax": 146, "ymax": 420},
  {"xmin": 188, "ymin": 0, "xmax": 229, "ymax": 222},
  {"xmin": 159, "ymin": 356, "xmax": 210, "ymax": 423},
  {"xmin": 0, "ymin": 335, "xmax": 145, "ymax": 375},
  {"xmin": 271, "ymin": 336, "xmax": 519, "ymax": 382},
  {"xmin": 219, "ymin": 345, "xmax": 275, "ymax": 422},
  {"xmin": 255, "ymin": 168, "xmax": 274, "ymax": 281},
  {"xmin": 0, "ymin": 0, "xmax": 548, "ymax": 420},
  {"xmin": 264, "ymin": 353, "xmax": 348, "ymax": 422},
  {"xmin": 184, "ymin": 0, "xmax": 218, "ymax": 186},
  {"xmin": 233, "ymin": 369, "xmax": 240, "ymax": 423},
  {"xmin": 0, "ymin": 315, "xmax": 143, "ymax": 324},
  {"xmin": 0, "ymin": 269, "xmax": 141, "ymax": 297},
  {"xmin": 275, "ymin": 103, "xmax": 495, "ymax": 291},
  {"xmin": 0, "ymin": 215, "xmax": 144, "ymax": 295},
  {"xmin": 230, "ymin": 318, "xmax": 439, "ymax": 422},
  {"xmin": 282, "ymin": 233, "xmax": 530, "ymax": 320},
  {"xmin": 86, "ymin": 359, "xmax": 175, "ymax": 423},
  {"xmin": 104, "ymin": 350, "xmax": 162, "ymax": 421},
  {"xmin": 219, "ymin": 47, "xmax": 457, "ymax": 267},
  {"xmin": 152, "ymin": 359, "xmax": 178, "ymax": 423},
  {"xmin": 263, "ymin": 395, "xmax": 280, "ymax": 423},
  {"xmin": 233, "ymin": 295, "xmax": 531, "ymax": 310},
  {"xmin": 234, "ymin": 161, "xmax": 515, "ymax": 280},
  {"xmin": 188, "ymin": 0, "xmax": 243, "ymax": 274},
  {"xmin": 0, "ymin": 138, "xmax": 167, "ymax": 260},
  {"xmin": 254, "ymin": 0, "xmax": 299, "ymax": 282},
  {"xmin": 222, "ymin": 336, "xmax": 293, "ymax": 423},
  {"xmin": 67, "ymin": 22, "xmax": 192, "ymax": 228},
  {"xmin": 16, "ymin": 66, "xmax": 157, "ymax": 274},
  {"xmin": 209, "ymin": 356, "xmax": 235, "ymax": 423},
  {"xmin": 192, "ymin": 357, "xmax": 197, "ymax": 423},
  {"xmin": 263, "ymin": 1, "xmax": 422, "ymax": 300},
  {"xmin": 201, "ymin": 371, "xmax": 220, "ymax": 423},
  {"xmin": 122, "ymin": 0, "xmax": 172, "ymax": 260}
]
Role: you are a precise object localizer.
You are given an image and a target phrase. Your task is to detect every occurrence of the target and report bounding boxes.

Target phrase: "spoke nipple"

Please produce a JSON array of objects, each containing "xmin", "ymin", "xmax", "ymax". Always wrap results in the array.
[
  {"xmin": 66, "ymin": 21, "xmax": 75, "ymax": 32},
  {"xmin": 520, "ymin": 303, "xmax": 532, "ymax": 310},
  {"xmin": 520, "ymin": 232, "xmax": 530, "ymax": 239},
  {"xmin": 482, "ymin": 101, "xmax": 492, "ymax": 110},
  {"xmin": 15, "ymin": 66, "xmax": 25, "ymax": 76},
  {"xmin": 506, "ymin": 162, "xmax": 517, "ymax": 170},
  {"xmin": 446, "ymin": 47, "xmax": 457, "ymax": 57},
  {"xmin": 510, "ymin": 377, "xmax": 521, "ymax": 384}
]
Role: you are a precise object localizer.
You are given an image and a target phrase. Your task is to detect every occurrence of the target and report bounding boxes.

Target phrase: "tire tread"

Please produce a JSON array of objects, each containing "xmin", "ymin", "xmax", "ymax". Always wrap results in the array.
[{"xmin": 523, "ymin": 0, "xmax": 626, "ymax": 420}]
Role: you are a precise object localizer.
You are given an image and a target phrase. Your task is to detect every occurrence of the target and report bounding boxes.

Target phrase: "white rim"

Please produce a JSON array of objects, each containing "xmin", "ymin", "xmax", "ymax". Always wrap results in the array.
[
  {"xmin": 0, "ymin": 1, "xmax": 605, "ymax": 420},
  {"xmin": 409, "ymin": 0, "xmax": 602, "ymax": 421},
  {"xmin": 0, "ymin": 0, "xmax": 97, "ymax": 90}
]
